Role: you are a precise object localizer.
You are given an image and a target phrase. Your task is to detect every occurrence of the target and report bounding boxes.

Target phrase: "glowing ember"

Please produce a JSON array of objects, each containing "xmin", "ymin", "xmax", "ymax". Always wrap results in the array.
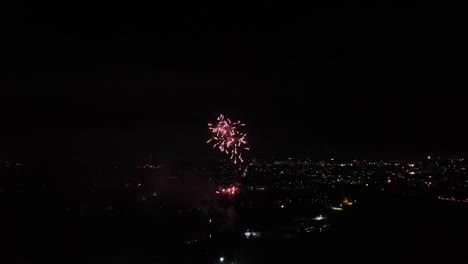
[
  {"xmin": 207, "ymin": 114, "xmax": 249, "ymax": 164},
  {"xmin": 216, "ymin": 185, "xmax": 240, "ymax": 196}
]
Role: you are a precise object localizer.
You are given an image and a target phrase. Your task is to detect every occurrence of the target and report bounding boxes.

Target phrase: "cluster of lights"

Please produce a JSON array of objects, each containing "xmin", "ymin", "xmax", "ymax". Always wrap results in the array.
[
  {"xmin": 438, "ymin": 196, "xmax": 468, "ymax": 203},
  {"xmin": 313, "ymin": 215, "xmax": 326, "ymax": 221},
  {"xmin": 244, "ymin": 230, "xmax": 261, "ymax": 238},
  {"xmin": 216, "ymin": 185, "xmax": 239, "ymax": 196}
]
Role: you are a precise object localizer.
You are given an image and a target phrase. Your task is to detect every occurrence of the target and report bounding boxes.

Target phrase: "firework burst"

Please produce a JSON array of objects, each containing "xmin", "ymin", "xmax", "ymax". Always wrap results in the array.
[{"xmin": 207, "ymin": 114, "xmax": 249, "ymax": 164}]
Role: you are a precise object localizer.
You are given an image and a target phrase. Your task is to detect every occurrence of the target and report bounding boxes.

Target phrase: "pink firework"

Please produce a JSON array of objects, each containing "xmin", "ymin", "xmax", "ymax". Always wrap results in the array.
[{"xmin": 207, "ymin": 114, "xmax": 249, "ymax": 164}]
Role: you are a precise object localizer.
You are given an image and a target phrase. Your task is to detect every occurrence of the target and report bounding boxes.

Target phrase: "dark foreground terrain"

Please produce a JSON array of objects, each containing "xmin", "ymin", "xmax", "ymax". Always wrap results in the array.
[{"xmin": 5, "ymin": 188, "xmax": 467, "ymax": 264}]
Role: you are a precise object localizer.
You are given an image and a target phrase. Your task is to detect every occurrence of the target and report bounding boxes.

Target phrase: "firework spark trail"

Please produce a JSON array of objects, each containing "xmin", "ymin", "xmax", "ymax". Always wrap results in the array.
[{"xmin": 207, "ymin": 114, "xmax": 248, "ymax": 164}]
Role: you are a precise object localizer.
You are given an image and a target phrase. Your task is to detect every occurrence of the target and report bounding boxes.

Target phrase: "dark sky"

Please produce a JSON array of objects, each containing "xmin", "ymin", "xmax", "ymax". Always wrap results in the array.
[{"xmin": 3, "ymin": 1, "xmax": 468, "ymax": 163}]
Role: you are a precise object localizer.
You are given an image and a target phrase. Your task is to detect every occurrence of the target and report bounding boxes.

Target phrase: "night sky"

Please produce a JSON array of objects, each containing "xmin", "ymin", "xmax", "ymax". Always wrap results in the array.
[{"xmin": 3, "ymin": 1, "xmax": 468, "ymax": 163}]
